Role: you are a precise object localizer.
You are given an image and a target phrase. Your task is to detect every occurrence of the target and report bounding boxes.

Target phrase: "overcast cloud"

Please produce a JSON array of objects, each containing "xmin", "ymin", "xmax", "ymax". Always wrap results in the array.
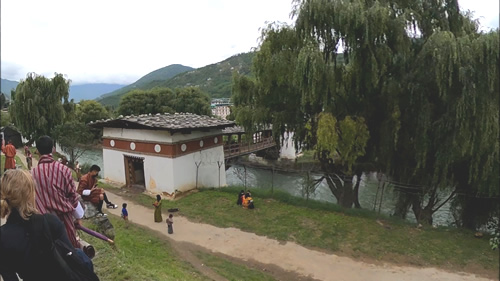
[{"xmin": 1, "ymin": 0, "xmax": 498, "ymax": 85}]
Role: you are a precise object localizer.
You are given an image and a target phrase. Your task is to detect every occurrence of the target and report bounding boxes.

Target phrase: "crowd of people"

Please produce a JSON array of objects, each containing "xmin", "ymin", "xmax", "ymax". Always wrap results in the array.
[{"xmin": 1, "ymin": 135, "xmax": 99, "ymax": 280}]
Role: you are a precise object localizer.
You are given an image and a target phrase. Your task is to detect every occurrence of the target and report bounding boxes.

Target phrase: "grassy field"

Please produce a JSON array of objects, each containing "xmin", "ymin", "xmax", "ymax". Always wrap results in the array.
[
  {"xmin": 100, "ymin": 183, "xmax": 499, "ymax": 278},
  {"xmin": 82, "ymin": 215, "xmax": 278, "ymax": 281}
]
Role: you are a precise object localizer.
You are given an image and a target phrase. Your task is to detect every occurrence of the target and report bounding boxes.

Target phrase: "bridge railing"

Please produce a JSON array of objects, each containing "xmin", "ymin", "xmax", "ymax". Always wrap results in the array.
[{"xmin": 224, "ymin": 136, "xmax": 275, "ymax": 158}]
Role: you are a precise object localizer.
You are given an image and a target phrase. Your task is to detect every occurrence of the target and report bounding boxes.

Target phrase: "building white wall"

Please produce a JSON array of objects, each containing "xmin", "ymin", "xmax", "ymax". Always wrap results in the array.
[
  {"xmin": 102, "ymin": 148, "xmax": 127, "ymax": 184},
  {"xmin": 103, "ymin": 128, "xmax": 222, "ymax": 143},
  {"xmin": 172, "ymin": 146, "xmax": 226, "ymax": 191},
  {"xmin": 103, "ymin": 146, "xmax": 226, "ymax": 194},
  {"xmin": 103, "ymin": 128, "xmax": 171, "ymax": 142}
]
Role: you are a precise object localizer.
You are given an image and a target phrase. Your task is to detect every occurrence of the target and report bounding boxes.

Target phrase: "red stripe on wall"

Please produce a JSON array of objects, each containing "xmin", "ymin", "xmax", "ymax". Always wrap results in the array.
[{"xmin": 102, "ymin": 135, "xmax": 222, "ymax": 158}]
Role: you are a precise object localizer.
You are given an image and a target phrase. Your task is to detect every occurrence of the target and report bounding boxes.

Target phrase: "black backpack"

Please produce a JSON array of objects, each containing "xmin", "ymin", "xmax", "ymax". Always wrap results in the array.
[{"xmin": 25, "ymin": 214, "xmax": 100, "ymax": 281}]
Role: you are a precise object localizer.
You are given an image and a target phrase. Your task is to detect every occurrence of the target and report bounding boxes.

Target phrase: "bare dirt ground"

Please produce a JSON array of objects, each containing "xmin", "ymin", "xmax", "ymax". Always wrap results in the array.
[{"xmin": 103, "ymin": 190, "xmax": 495, "ymax": 281}]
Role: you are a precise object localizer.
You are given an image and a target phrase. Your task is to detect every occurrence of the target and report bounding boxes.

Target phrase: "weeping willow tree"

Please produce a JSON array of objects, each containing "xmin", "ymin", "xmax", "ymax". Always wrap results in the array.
[
  {"xmin": 233, "ymin": 0, "xmax": 499, "ymax": 221},
  {"xmin": 391, "ymin": 27, "xmax": 499, "ymax": 224},
  {"xmin": 10, "ymin": 73, "xmax": 75, "ymax": 144}
]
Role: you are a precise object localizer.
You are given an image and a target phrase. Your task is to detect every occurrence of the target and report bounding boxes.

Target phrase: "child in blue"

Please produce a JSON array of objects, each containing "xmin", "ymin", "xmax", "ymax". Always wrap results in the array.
[{"xmin": 121, "ymin": 203, "xmax": 128, "ymax": 220}]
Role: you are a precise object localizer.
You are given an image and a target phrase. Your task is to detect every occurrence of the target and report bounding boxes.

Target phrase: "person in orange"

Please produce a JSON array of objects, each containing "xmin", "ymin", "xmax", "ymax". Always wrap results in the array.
[
  {"xmin": 1, "ymin": 139, "xmax": 16, "ymax": 171},
  {"xmin": 242, "ymin": 191, "xmax": 254, "ymax": 209},
  {"xmin": 77, "ymin": 165, "xmax": 117, "ymax": 216}
]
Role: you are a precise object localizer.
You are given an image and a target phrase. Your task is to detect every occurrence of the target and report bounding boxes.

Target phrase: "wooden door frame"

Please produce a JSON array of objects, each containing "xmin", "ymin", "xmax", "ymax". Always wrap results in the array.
[{"xmin": 124, "ymin": 154, "xmax": 145, "ymax": 187}]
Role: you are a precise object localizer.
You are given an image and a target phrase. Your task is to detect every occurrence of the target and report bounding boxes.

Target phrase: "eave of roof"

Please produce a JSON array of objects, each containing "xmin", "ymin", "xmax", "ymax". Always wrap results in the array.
[{"xmin": 88, "ymin": 113, "xmax": 235, "ymax": 134}]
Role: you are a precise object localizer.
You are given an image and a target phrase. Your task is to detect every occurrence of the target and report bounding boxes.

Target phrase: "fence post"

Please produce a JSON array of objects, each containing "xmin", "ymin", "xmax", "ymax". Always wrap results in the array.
[
  {"xmin": 217, "ymin": 161, "xmax": 223, "ymax": 187},
  {"xmin": 195, "ymin": 161, "xmax": 202, "ymax": 188}
]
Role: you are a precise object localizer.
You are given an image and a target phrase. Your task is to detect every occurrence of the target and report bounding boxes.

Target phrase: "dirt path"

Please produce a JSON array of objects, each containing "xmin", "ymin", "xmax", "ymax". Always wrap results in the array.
[
  {"xmin": 102, "ymin": 191, "xmax": 494, "ymax": 281},
  {"xmin": 15, "ymin": 149, "xmax": 38, "ymax": 169}
]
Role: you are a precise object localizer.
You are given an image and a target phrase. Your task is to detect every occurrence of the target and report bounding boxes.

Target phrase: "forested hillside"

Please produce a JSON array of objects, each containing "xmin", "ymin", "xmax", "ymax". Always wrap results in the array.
[
  {"xmin": 145, "ymin": 52, "xmax": 254, "ymax": 99},
  {"xmin": 97, "ymin": 64, "xmax": 194, "ymax": 106}
]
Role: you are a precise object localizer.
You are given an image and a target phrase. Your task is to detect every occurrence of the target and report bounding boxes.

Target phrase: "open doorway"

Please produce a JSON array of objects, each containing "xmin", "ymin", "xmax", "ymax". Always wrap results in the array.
[{"xmin": 124, "ymin": 155, "xmax": 145, "ymax": 189}]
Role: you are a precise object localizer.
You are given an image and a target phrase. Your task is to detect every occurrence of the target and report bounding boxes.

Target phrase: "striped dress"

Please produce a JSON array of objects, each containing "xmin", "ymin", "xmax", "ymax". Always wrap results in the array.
[{"xmin": 32, "ymin": 155, "xmax": 81, "ymax": 248}]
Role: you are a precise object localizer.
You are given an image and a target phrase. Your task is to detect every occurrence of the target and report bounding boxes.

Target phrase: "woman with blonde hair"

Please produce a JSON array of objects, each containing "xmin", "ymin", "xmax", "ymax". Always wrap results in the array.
[{"xmin": 0, "ymin": 169, "xmax": 97, "ymax": 280}]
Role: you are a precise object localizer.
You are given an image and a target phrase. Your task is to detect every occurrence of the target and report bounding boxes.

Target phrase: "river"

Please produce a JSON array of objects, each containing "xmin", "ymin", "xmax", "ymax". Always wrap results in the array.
[{"xmin": 74, "ymin": 148, "xmax": 454, "ymax": 226}]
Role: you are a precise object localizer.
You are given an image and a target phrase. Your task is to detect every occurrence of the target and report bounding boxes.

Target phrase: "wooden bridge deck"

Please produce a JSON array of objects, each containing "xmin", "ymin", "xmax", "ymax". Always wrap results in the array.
[{"xmin": 223, "ymin": 136, "xmax": 275, "ymax": 160}]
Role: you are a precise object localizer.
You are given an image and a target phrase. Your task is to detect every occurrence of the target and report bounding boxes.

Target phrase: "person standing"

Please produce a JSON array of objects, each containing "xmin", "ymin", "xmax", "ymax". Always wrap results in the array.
[
  {"xmin": 166, "ymin": 214, "xmax": 174, "ymax": 234},
  {"xmin": 153, "ymin": 195, "xmax": 163, "ymax": 223},
  {"xmin": 26, "ymin": 150, "xmax": 33, "ymax": 170},
  {"xmin": 31, "ymin": 135, "xmax": 84, "ymax": 248},
  {"xmin": 1, "ymin": 139, "xmax": 16, "ymax": 171},
  {"xmin": 121, "ymin": 203, "xmax": 128, "ymax": 221}
]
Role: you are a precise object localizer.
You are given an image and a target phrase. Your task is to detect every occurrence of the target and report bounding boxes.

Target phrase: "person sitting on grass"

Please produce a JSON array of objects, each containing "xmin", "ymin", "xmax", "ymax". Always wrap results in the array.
[
  {"xmin": 236, "ymin": 190, "xmax": 245, "ymax": 205},
  {"xmin": 242, "ymin": 191, "xmax": 254, "ymax": 209},
  {"xmin": 77, "ymin": 165, "xmax": 117, "ymax": 217}
]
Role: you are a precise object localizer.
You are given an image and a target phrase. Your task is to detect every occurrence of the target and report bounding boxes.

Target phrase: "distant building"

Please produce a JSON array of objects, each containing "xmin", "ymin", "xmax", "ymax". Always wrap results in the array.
[
  {"xmin": 211, "ymin": 98, "xmax": 232, "ymax": 120},
  {"xmin": 89, "ymin": 113, "xmax": 235, "ymax": 194}
]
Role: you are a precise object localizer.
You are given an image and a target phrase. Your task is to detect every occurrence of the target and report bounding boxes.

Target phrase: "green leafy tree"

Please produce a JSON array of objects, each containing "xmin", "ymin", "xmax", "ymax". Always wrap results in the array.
[
  {"xmin": 0, "ymin": 93, "xmax": 9, "ymax": 109},
  {"xmin": 117, "ymin": 88, "xmax": 175, "ymax": 116},
  {"xmin": 77, "ymin": 100, "xmax": 111, "ymax": 124},
  {"xmin": 53, "ymin": 121, "xmax": 96, "ymax": 166},
  {"xmin": 173, "ymin": 87, "xmax": 211, "ymax": 116},
  {"xmin": 10, "ymin": 73, "xmax": 75, "ymax": 143},
  {"xmin": 117, "ymin": 87, "xmax": 211, "ymax": 116},
  {"xmin": 233, "ymin": 0, "xmax": 499, "ymax": 225},
  {"xmin": 0, "ymin": 111, "xmax": 11, "ymax": 128}
]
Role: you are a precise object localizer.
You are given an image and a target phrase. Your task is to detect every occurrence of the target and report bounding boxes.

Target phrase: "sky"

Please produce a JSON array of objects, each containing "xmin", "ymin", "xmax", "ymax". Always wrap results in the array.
[{"xmin": 1, "ymin": 0, "xmax": 498, "ymax": 85}]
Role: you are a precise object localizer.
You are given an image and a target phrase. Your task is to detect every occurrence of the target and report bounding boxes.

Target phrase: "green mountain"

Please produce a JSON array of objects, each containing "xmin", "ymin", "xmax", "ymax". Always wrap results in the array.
[
  {"xmin": 98, "ymin": 52, "xmax": 255, "ymax": 108},
  {"xmin": 97, "ymin": 64, "xmax": 194, "ymax": 106},
  {"xmin": 145, "ymin": 52, "xmax": 254, "ymax": 99}
]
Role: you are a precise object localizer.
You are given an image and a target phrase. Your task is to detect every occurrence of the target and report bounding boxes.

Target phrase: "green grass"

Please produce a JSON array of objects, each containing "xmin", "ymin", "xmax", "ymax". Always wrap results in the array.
[
  {"xmin": 82, "ymin": 215, "xmax": 279, "ymax": 281},
  {"xmin": 101, "ymin": 184, "xmax": 499, "ymax": 278},
  {"xmin": 81, "ymin": 216, "xmax": 210, "ymax": 281},
  {"xmin": 195, "ymin": 251, "xmax": 277, "ymax": 281}
]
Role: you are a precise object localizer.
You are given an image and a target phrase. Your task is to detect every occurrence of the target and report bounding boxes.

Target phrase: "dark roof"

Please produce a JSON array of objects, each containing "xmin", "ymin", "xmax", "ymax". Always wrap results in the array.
[{"xmin": 88, "ymin": 113, "xmax": 235, "ymax": 134}]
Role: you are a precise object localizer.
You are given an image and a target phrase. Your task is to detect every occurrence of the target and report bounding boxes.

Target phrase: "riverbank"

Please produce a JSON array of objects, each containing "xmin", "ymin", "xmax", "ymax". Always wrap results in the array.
[{"xmin": 100, "ymin": 182, "xmax": 499, "ymax": 280}]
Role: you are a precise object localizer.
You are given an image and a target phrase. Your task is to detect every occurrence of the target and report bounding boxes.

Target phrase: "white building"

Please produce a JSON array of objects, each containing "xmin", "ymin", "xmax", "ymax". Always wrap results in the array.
[
  {"xmin": 211, "ymin": 98, "xmax": 232, "ymax": 120},
  {"xmin": 90, "ymin": 113, "xmax": 235, "ymax": 194},
  {"xmin": 211, "ymin": 105, "xmax": 231, "ymax": 120}
]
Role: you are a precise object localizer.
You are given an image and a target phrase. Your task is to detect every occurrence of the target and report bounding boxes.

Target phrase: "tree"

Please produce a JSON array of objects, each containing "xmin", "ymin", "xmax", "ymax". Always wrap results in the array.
[
  {"xmin": 117, "ymin": 88, "xmax": 175, "ymax": 116},
  {"xmin": 0, "ymin": 111, "xmax": 11, "ymax": 128},
  {"xmin": 233, "ymin": 23, "xmax": 371, "ymax": 208},
  {"xmin": 52, "ymin": 121, "xmax": 96, "ymax": 166},
  {"xmin": 173, "ymin": 87, "xmax": 211, "ymax": 116},
  {"xmin": 117, "ymin": 86, "xmax": 211, "ymax": 116},
  {"xmin": 76, "ymin": 100, "xmax": 111, "ymax": 124},
  {"xmin": 0, "ymin": 93, "xmax": 9, "ymax": 109},
  {"xmin": 232, "ymin": 0, "xmax": 499, "ymax": 225},
  {"xmin": 10, "ymin": 73, "xmax": 75, "ymax": 143}
]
